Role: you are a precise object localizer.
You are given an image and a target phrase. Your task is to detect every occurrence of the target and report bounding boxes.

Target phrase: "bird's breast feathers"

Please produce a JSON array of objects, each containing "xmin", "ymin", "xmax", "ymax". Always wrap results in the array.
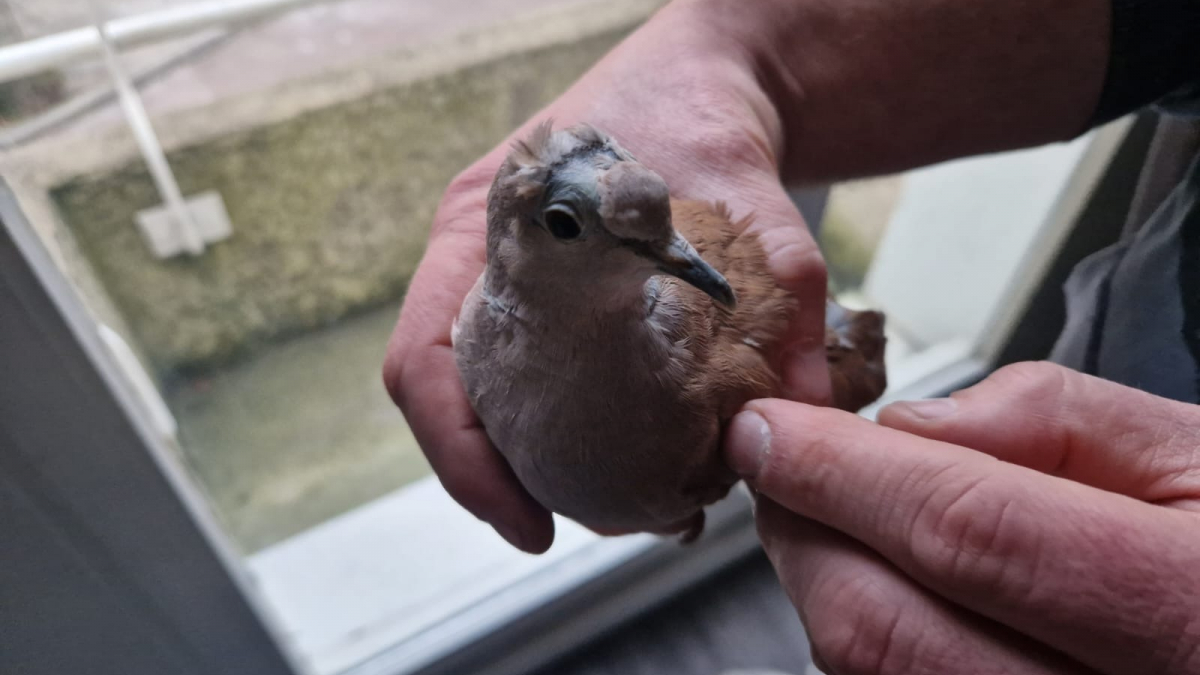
[{"xmin": 456, "ymin": 276, "xmax": 709, "ymax": 422}]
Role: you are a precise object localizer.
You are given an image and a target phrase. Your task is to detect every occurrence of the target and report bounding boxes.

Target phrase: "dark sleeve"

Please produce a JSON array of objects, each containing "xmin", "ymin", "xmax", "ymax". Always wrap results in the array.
[{"xmin": 1090, "ymin": 0, "xmax": 1200, "ymax": 125}]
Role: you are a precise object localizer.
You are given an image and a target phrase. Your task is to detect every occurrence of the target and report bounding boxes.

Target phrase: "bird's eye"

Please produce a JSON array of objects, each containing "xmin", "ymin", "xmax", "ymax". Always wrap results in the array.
[{"xmin": 544, "ymin": 206, "xmax": 582, "ymax": 241}]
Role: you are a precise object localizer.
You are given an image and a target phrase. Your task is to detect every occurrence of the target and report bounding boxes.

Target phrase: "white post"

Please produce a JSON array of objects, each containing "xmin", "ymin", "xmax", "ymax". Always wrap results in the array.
[{"xmin": 93, "ymin": 11, "xmax": 205, "ymax": 256}]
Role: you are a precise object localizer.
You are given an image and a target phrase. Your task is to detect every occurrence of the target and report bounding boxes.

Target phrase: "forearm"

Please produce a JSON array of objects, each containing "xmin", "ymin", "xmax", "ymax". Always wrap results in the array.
[{"xmin": 675, "ymin": 0, "xmax": 1112, "ymax": 181}]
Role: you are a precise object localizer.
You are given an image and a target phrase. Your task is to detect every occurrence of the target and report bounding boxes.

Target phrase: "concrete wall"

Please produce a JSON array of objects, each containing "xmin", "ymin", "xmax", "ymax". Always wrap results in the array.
[{"xmin": 49, "ymin": 26, "xmax": 634, "ymax": 374}]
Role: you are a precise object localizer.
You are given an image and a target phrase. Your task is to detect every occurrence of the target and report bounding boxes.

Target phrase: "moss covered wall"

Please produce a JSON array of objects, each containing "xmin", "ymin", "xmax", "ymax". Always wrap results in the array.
[{"xmin": 51, "ymin": 29, "xmax": 628, "ymax": 375}]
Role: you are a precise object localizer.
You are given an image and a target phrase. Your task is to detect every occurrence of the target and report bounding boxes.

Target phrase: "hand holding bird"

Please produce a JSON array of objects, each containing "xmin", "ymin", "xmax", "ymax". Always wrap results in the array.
[
  {"xmin": 384, "ymin": 6, "xmax": 854, "ymax": 551},
  {"xmin": 452, "ymin": 123, "xmax": 886, "ymax": 540}
]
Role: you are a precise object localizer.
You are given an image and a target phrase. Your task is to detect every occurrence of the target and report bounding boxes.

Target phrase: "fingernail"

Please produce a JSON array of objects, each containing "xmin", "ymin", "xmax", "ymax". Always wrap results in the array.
[
  {"xmin": 726, "ymin": 410, "xmax": 771, "ymax": 479},
  {"xmin": 897, "ymin": 397, "xmax": 958, "ymax": 420}
]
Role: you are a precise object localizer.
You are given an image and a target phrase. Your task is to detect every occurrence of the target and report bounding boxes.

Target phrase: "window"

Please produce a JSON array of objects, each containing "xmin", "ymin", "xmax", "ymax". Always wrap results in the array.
[
  {"xmin": 0, "ymin": 1, "xmax": 1137, "ymax": 674},
  {"xmin": 819, "ymin": 119, "xmax": 1133, "ymax": 412}
]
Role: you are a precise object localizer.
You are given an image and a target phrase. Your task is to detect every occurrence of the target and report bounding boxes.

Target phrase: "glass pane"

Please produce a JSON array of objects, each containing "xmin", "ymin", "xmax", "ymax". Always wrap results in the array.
[
  {"xmin": 0, "ymin": 0, "xmax": 668, "ymax": 671},
  {"xmin": 813, "ymin": 124, "xmax": 1124, "ymax": 372},
  {"xmin": 20, "ymin": 0, "xmax": 652, "ymax": 552},
  {"xmin": 0, "ymin": 0, "xmax": 1116, "ymax": 670}
]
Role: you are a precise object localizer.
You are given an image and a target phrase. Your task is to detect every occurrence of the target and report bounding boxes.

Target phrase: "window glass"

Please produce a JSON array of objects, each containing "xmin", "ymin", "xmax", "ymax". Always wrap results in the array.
[
  {"xmin": 0, "ymin": 0, "xmax": 1127, "ymax": 671},
  {"xmin": 0, "ymin": 2, "xmax": 661, "ymax": 671},
  {"xmin": 5, "ymin": 0, "xmax": 654, "ymax": 552}
]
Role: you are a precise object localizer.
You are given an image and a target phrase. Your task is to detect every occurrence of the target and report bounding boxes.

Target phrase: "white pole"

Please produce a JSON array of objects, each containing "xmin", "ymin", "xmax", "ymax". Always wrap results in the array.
[
  {"xmin": 0, "ymin": 0, "xmax": 335, "ymax": 85},
  {"xmin": 93, "ymin": 10, "xmax": 205, "ymax": 256}
]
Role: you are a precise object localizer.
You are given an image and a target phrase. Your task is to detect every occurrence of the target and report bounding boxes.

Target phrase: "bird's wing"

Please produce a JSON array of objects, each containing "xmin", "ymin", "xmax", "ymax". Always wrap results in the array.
[
  {"xmin": 668, "ymin": 199, "xmax": 793, "ymax": 419},
  {"xmin": 671, "ymin": 200, "xmax": 888, "ymax": 413}
]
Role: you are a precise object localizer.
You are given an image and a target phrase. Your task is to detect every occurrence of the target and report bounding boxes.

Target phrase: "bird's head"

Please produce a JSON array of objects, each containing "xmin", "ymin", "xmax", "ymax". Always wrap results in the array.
[{"xmin": 485, "ymin": 122, "xmax": 735, "ymax": 309}]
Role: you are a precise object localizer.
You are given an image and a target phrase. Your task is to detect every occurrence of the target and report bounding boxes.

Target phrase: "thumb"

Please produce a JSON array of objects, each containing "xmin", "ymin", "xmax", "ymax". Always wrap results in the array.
[{"xmin": 878, "ymin": 361, "xmax": 1200, "ymax": 505}]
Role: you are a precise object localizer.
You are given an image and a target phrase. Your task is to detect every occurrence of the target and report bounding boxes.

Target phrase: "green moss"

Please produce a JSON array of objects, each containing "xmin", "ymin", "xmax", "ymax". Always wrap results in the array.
[{"xmin": 51, "ymin": 30, "xmax": 628, "ymax": 376}]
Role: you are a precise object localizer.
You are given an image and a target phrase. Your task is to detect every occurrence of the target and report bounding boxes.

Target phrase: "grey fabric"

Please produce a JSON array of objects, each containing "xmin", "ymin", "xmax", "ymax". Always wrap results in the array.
[
  {"xmin": 1122, "ymin": 117, "xmax": 1200, "ymax": 235},
  {"xmin": 1051, "ymin": 117, "xmax": 1200, "ymax": 402},
  {"xmin": 1063, "ymin": 0, "xmax": 1200, "ymax": 399},
  {"xmin": 1049, "ymin": 238, "xmax": 1130, "ymax": 371}
]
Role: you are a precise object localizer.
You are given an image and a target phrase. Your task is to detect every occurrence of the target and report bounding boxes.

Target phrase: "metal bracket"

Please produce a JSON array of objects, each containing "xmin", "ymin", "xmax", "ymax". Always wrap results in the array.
[
  {"xmin": 94, "ymin": 6, "xmax": 230, "ymax": 258},
  {"xmin": 135, "ymin": 190, "xmax": 233, "ymax": 260}
]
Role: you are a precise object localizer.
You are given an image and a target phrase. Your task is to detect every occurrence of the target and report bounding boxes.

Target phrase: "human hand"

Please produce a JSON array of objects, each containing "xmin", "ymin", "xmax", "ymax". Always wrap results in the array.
[
  {"xmin": 725, "ymin": 362, "xmax": 1200, "ymax": 674},
  {"xmin": 383, "ymin": 2, "xmax": 830, "ymax": 552}
]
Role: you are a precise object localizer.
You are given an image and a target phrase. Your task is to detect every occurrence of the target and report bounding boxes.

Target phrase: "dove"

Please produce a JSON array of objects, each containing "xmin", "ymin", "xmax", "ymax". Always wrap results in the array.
[{"xmin": 452, "ymin": 122, "xmax": 886, "ymax": 540}]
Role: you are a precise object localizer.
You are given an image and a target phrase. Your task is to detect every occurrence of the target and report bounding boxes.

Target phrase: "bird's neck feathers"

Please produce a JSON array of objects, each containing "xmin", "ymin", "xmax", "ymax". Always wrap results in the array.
[{"xmin": 483, "ymin": 249, "xmax": 654, "ymax": 329}]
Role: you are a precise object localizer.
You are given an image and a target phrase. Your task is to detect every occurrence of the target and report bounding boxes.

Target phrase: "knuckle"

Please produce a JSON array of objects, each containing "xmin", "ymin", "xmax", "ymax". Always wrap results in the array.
[
  {"xmin": 387, "ymin": 355, "xmax": 426, "ymax": 419},
  {"xmin": 381, "ymin": 323, "xmax": 419, "ymax": 411},
  {"xmin": 792, "ymin": 243, "xmax": 829, "ymax": 288},
  {"xmin": 763, "ymin": 231, "xmax": 827, "ymax": 296},
  {"xmin": 381, "ymin": 349, "xmax": 407, "ymax": 408},
  {"xmin": 909, "ymin": 475, "xmax": 1039, "ymax": 603},
  {"xmin": 985, "ymin": 362, "xmax": 1069, "ymax": 405},
  {"xmin": 806, "ymin": 575, "xmax": 916, "ymax": 675},
  {"xmin": 381, "ymin": 314, "xmax": 435, "ymax": 413},
  {"xmin": 382, "ymin": 345, "xmax": 444, "ymax": 423}
]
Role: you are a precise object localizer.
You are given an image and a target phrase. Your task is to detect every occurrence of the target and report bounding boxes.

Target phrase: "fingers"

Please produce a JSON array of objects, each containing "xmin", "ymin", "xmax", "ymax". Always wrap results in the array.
[
  {"xmin": 716, "ymin": 177, "xmax": 832, "ymax": 407},
  {"xmin": 755, "ymin": 215, "xmax": 832, "ymax": 407},
  {"xmin": 384, "ymin": 227, "xmax": 554, "ymax": 553},
  {"xmin": 725, "ymin": 400, "xmax": 1200, "ymax": 675},
  {"xmin": 757, "ymin": 500, "xmax": 1092, "ymax": 675},
  {"xmin": 878, "ymin": 362, "xmax": 1200, "ymax": 505}
]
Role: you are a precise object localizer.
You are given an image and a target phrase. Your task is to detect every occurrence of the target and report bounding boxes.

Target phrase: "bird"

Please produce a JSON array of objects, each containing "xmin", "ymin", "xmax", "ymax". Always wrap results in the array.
[{"xmin": 452, "ymin": 122, "xmax": 886, "ymax": 540}]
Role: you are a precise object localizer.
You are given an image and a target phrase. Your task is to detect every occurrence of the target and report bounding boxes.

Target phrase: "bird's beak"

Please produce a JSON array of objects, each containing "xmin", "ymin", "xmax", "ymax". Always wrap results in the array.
[{"xmin": 647, "ymin": 234, "xmax": 737, "ymax": 308}]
